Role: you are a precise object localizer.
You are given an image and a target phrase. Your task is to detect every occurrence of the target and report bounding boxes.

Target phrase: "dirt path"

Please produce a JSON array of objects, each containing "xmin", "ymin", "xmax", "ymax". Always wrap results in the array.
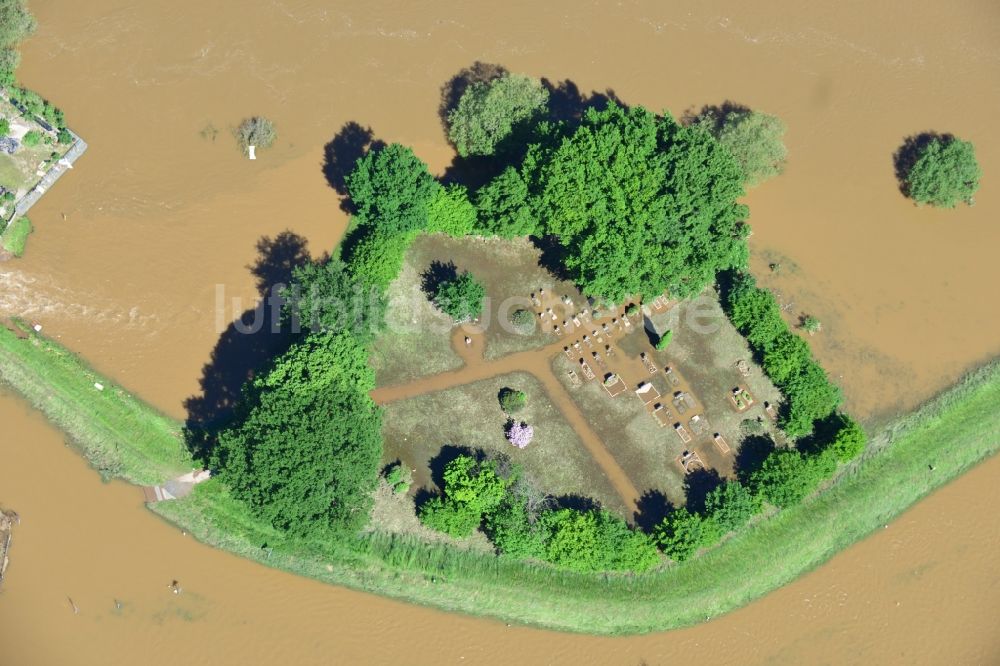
[{"xmin": 372, "ymin": 328, "xmax": 642, "ymax": 514}]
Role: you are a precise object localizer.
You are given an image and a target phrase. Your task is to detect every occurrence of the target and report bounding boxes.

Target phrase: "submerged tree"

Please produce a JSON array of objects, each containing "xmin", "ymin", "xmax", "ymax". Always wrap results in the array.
[
  {"xmin": 234, "ymin": 116, "xmax": 277, "ymax": 156},
  {"xmin": 698, "ymin": 107, "xmax": 787, "ymax": 187},
  {"xmin": 897, "ymin": 134, "xmax": 980, "ymax": 208},
  {"xmin": 447, "ymin": 73, "xmax": 549, "ymax": 157}
]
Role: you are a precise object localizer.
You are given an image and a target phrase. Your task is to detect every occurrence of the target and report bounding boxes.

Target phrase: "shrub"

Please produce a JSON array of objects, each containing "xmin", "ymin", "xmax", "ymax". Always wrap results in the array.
[
  {"xmin": 419, "ymin": 496, "xmax": 481, "ymax": 537},
  {"xmin": 447, "ymin": 73, "xmax": 549, "ymax": 157},
  {"xmin": 345, "ymin": 229, "xmax": 416, "ymax": 289},
  {"xmin": 433, "ymin": 270, "xmax": 486, "ymax": 322},
  {"xmin": 505, "ymin": 420, "xmax": 534, "ymax": 449},
  {"xmin": 484, "ymin": 498, "xmax": 546, "ymax": 559},
  {"xmin": 655, "ymin": 330, "xmax": 673, "ymax": 350},
  {"xmin": 801, "ymin": 315, "xmax": 821, "ymax": 333},
  {"xmin": 21, "ymin": 129, "xmax": 41, "ymax": 147},
  {"xmin": 509, "ymin": 308, "xmax": 534, "ymax": 332},
  {"xmin": 700, "ymin": 107, "xmax": 787, "ymax": 186},
  {"xmin": 234, "ymin": 116, "xmax": 276, "ymax": 155},
  {"xmin": 625, "ymin": 303, "xmax": 639, "ymax": 317},
  {"xmin": 901, "ymin": 135, "xmax": 980, "ymax": 208},
  {"xmin": 750, "ymin": 448, "xmax": 837, "ymax": 508},
  {"xmin": 57, "ymin": 128, "xmax": 72, "ymax": 144},
  {"xmin": 419, "ymin": 455, "xmax": 511, "ymax": 537},
  {"xmin": 0, "ymin": 117, "xmax": 9, "ymax": 136},
  {"xmin": 655, "ymin": 508, "xmax": 722, "ymax": 562},
  {"xmin": 828, "ymin": 413, "xmax": 866, "ymax": 462},
  {"xmin": 498, "ymin": 387, "xmax": 527, "ymax": 413}
]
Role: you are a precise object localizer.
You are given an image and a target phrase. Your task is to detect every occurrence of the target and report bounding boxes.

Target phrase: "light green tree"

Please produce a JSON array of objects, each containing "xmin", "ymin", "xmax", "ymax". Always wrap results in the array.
[{"xmin": 447, "ymin": 74, "xmax": 549, "ymax": 156}]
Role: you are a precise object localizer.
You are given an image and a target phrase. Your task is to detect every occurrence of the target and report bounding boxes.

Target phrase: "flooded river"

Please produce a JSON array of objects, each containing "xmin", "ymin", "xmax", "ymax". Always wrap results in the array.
[{"xmin": 1, "ymin": 0, "xmax": 999, "ymax": 662}]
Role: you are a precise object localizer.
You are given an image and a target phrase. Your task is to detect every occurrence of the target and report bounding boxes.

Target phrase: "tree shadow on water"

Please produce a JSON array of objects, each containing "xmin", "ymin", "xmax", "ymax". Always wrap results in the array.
[
  {"xmin": 680, "ymin": 100, "xmax": 751, "ymax": 129},
  {"xmin": 322, "ymin": 121, "xmax": 385, "ymax": 212},
  {"xmin": 183, "ymin": 231, "xmax": 313, "ymax": 464},
  {"xmin": 542, "ymin": 78, "xmax": 620, "ymax": 125},
  {"xmin": 893, "ymin": 131, "xmax": 949, "ymax": 197}
]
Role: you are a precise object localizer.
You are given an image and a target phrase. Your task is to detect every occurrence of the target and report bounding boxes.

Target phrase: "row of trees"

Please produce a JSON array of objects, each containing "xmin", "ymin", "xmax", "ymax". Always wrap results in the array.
[
  {"xmin": 724, "ymin": 272, "xmax": 843, "ymax": 437},
  {"xmin": 420, "ymin": 454, "xmax": 660, "ymax": 572}
]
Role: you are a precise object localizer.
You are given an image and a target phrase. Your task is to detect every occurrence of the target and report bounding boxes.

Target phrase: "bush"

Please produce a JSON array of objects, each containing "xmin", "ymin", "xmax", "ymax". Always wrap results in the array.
[
  {"xmin": 700, "ymin": 107, "xmax": 787, "ymax": 186},
  {"xmin": 498, "ymin": 387, "xmax": 527, "ymax": 413},
  {"xmin": 0, "ymin": 117, "xmax": 8, "ymax": 136},
  {"xmin": 655, "ymin": 508, "xmax": 722, "ymax": 562},
  {"xmin": 655, "ymin": 330, "xmax": 673, "ymax": 350},
  {"xmin": 625, "ymin": 303, "xmax": 639, "ymax": 317},
  {"xmin": 447, "ymin": 73, "xmax": 549, "ymax": 157},
  {"xmin": 21, "ymin": 129, "xmax": 41, "ymax": 147},
  {"xmin": 828, "ymin": 413, "xmax": 866, "ymax": 462},
  {"xmin": 505, "ymin": 420, "xmax": 534, "ymax": 449},
  {"xmin": 901, "ymin": 135, "xmax": 980, "ymax": 208},
  {"xmin": 234, "ymin": 116, "xmax": 276, "ymax": 155},
  {"xmin": 509, "ymin": 308, "xmax": 534, "ymax": 332},
  {"xmin": 57, "ymin": 128, "xmax": 72, "ymax": 144},
  {"xmin": 801, "ymin": 315, "xmax": 821, "ymax": 333},
  {"xmin": 419, "ymin": 455, "xmax": 511, "ymax": 537},
  {"xmin": 750, "ymin": 448, "xmax": 837, "ymax": 508},
  {"xmin": 432, "ymin": 270, "xmax": 486, "ymax": 322}
]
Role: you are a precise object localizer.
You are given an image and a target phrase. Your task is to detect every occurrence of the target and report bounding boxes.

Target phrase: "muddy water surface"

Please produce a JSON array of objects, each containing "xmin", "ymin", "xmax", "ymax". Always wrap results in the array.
[{"xmin": 2, "ymin": 0, "xmax": 1000, "ymax": 663}]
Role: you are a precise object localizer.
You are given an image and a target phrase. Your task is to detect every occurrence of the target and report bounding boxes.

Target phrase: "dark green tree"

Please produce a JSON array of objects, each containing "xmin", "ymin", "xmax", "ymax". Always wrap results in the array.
[
  {"xmin": 498, "ymin": 387, "xmax": 527, "ymax": 413},
  {"xmin": 282, "ymin": 259, "xmax": 386, "ymax": 340},
  {"xmin": 433, "ymin": 270, "xmax": 486, "ymax": 322},
  {"xmin": 901, "ymin": 135, "xmax": 980, "ymax": 208},
  {"xmin": 346, "ymin": 143, "xmax": 439, "ymax": 236},
  {"xmin": 512, "ymin": 103, "xmax": 748, "ymax": 301},
  {"xmin": 211, "ymin": 331, "xmax": 383, "ymax": 537}
]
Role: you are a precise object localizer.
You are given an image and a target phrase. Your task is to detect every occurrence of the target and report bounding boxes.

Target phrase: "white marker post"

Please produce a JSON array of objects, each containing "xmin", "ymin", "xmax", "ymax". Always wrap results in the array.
[{"xmin": 248, "ymin": 145, "xmax": 257, "ymax": 160}]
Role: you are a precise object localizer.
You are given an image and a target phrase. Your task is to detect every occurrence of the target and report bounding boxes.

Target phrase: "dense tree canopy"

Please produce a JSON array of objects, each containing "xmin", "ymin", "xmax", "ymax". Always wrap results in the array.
[
  {"xmin": 902, "ymin": 135, "xmax": 981, "ymax": 208},
  {"xmin": 699, "ymin": 108, "xmax": 787, "ymax": 187},
  {"xmin": 478, "ymin": 103, "xmax": 749, "ymax": 302},
  {"xmin": 346, "ymin": 143, "xmax": 439, "ymax": 236},
  {"xmin": 655, "ymin": 508, "xmax": 722, "ymax": 562},
  {"xmin": 282, "ymin": 259, "xmax": 385, "ymax": 340},
  {"xmin": 211, "ymin": 331, "xmax": 382, "ymax": 537},
  {"xmin": 447, "ymin": 73, "xmax": 549, "ymax": 157}
]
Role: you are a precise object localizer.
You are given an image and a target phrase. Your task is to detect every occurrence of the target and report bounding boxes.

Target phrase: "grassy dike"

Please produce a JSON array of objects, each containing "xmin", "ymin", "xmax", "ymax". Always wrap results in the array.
[
  {"xmin": 0, "ymin": 320, "xmax": 191, "ymax": 485},
  {"xmin": 1, "ymin": 320, "xmax": 999, "ymax": 634}
]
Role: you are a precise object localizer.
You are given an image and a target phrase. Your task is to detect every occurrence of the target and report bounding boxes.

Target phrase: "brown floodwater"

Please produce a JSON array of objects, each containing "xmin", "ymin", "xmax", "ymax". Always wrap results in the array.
[{"xmin": 2, "ymin": 0, "xmax": 1000, "ymax": 662}]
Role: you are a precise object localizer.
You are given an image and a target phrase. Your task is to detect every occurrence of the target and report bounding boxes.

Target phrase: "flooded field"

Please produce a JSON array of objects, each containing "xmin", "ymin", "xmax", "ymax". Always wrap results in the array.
[{"xmin": 1, "ymin": 0, "xmax": 999, "ymax": 662}]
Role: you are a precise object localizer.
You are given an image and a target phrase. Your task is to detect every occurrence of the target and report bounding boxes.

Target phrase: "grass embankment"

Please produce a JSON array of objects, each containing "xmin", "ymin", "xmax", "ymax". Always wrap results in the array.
[
  {"xmin": 1, "ymin": 217, "xmax": 32, "ymax": 257},
  {"xmin": 0, "ymin": 321, "xmax": 191, "ymax": 484},
  {"xmin": 2, "ymin": 320, "xmax": 998, "ymax": 633}
]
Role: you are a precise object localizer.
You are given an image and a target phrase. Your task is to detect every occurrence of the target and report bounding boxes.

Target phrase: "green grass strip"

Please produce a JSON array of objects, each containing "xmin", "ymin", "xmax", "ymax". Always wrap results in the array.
[
  {"xmin": 1, "ymin": 320, "xmax": 997, "ymax": 633},
  {"xmin": 1, "ymin": 217, "xmax": 33, "ymax": 257},
  {"xmin": 0, "ymin": 321, "xmax": 191, "ymax": 484}
]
